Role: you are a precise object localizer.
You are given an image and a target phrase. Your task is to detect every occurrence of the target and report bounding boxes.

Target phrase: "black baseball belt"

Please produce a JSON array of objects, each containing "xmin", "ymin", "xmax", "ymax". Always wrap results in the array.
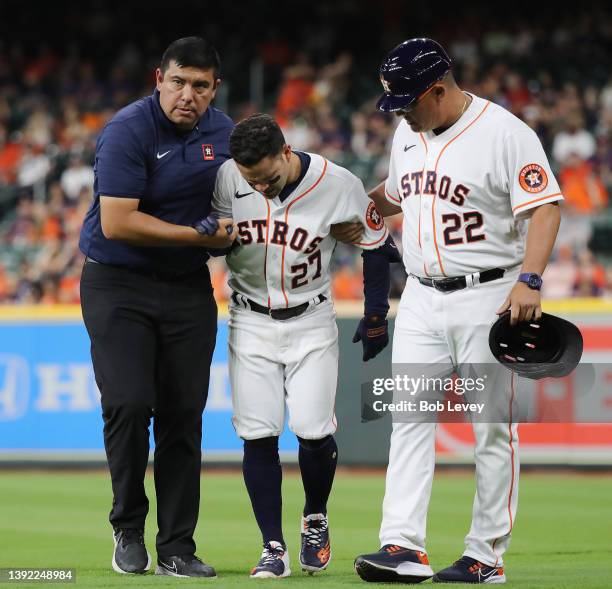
[
  {"xmin": 415, "ymin": 268, "xmax": 505, "ymax": 293},
  {"xmin": 231, "ymin": 291, "xmax": 327, "ymax": 321},
  {"xmin": 85, "ymin": 256, "xmax": 205, "ymax": 281}
]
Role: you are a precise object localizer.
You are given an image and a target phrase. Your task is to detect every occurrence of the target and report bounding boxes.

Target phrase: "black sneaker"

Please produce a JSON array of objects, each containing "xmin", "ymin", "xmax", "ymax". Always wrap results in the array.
[
  {"xmin": 250, "ymin": 541, "xmax": 291, "ymax": 578},
  {"xmin": 433, "ymin": 555, "xmax": 506, "ymax": 584},
  {"xmin": 299, "ymin": 513, "xmax": 331, "ymax": 573},
  {"xmin": 155, "ymin": 554, "xmax": 216, "ymax": 578},
  {"xmin": 112, "ymin": 528, "xmax": 151, "ymax": 574},
  {"xmin": 354, "ymin": 544, "xmax": 433, "ymax": 583}
]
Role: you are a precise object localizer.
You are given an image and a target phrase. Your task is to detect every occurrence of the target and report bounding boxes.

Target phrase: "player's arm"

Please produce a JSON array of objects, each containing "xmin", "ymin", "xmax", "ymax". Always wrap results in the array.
[
  {"xmin": 330, "ymin": 180, "xmax": 402, "ymax": 244},
  {"xmin": 101, "ymin": 196, "xmax": 235, "ymax": 248},
  {"xmin": 497, "ymin": 127, "xmax": 563, "ymax": 325},
  {"xmin": 368, "ymin": 180, "xmax": 403, "ymax": 217},
  {"xmin": 497, "ymin": 202, "xmax": 560, "ymax": 324},
  {"xmin": 361, "ymin": 237, "xmax": 403, "ymax": 323},
  {"xmin": 352, "ymin": 235, "xmax": 403, "ymax": 361},
  {"xmin": 337, "ymin": 174, "xmax": 402, "ymax": 360},
  {"xmin": 200, "ymin": 160, "xmax": 241, "ymax": 256}
]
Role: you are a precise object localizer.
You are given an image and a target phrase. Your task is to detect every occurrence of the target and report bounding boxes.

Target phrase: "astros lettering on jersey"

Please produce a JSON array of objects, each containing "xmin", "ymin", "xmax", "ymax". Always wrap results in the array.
[
  {"xmin": 384, "ymin": 93, "xmax": 563, "ymax": 278},
  {"xmin": 213, "ymin": 153, "xmax": 388, "ymax": 308}
]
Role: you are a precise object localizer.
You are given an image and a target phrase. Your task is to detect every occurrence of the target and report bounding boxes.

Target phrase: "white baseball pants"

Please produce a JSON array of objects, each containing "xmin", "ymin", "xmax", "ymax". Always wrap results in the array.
[
  {"xmin": 228, "ymin": 298, "xmax": 338, "ymax": 440},
  {"xmin": 380, "ymin": 270, "xmax": 520, "ymax": 567}
]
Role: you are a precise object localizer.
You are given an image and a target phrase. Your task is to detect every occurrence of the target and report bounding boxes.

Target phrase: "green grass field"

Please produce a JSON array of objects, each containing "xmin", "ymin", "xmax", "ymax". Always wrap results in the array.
[{"xmin": 0, "ymin": 470, "xmax": 610, "ymax": 588}]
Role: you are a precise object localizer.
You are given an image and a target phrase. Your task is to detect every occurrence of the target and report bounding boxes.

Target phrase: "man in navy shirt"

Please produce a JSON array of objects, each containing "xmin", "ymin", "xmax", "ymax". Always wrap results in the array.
[{"xmin": 79, "ymin": 37, "xmax": 235, "ymax": 578}]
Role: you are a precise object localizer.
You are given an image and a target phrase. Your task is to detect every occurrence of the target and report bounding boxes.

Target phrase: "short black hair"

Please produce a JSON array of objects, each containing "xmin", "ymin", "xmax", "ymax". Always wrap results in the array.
[
  {"xmin": 160, "ymin": 37, "xmax": 221, "ymax": 78},
  {"xmin": 229, "ymin": 114, "xmax": 286, "ymax": 166}
]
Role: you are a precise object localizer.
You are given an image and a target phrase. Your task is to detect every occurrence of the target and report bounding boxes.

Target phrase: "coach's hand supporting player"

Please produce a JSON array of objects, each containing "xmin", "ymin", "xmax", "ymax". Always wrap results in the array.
[{"xmin": 330, "ymin": 221, "xmax": 364, "ymax": 243}]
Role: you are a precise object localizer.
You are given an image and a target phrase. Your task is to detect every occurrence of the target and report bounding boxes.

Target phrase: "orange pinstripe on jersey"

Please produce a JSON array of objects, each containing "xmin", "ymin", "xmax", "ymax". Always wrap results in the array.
[
  {"xmin": 512, "ymin": 192, "xmax": 562, "ymax": 214},
  {"xmin": 492, "ymin": 371, "xmax": 516, "ymax": 567},
  {"xmin": 430, "ymin": 101, "xmax": 491, "ymax": 276},
  {"xmin": 280, "ymin": 159, "xmax": 328, "ymax": 307},
  {"xmin": 418, "ymin": 132, "xmax": 429, "ymax": 277},
  {"xmin": 354, "ymin": 227, "xmax": 388, "ymax": 248},
  {"xmin": 417, "ymin": 132, "xmax": 428, "ymax": 251},
  {"xmin": 385, "ymin": 188, "xmax": 401, "ymax": 204},
  {"xmin": 261, "ymin": 197, "xmax": 272, "ymax": 308}
]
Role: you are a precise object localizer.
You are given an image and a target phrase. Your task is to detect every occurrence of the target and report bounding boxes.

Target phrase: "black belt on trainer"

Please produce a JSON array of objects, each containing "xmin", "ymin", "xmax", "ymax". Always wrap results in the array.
[
  {"xmin": 231, "ymin": 291, "xmax": 327, "ymax": 321},
  {"xmin": 416, "ymin": 268, "xmax": 505, "ymax": 293},
  {"xmin": 85, "ymin": 256, "xmax": 205, "ymax": 281}
]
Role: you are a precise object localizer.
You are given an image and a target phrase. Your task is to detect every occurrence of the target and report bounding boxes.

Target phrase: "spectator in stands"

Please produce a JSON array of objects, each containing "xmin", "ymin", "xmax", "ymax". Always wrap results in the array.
[
  {"xmin": 0, "ymin": 124, "xmax": 23, "ymax": 185},
  {"xmin": 60, "ymin": 154, "xmax": 94, "ymax": 201},
  {"xmin": 274, "ymin": 54, "xmax": 315, "ymax": 127},
  {"xmin": 573, "ymin": 249, "xmax": 606, "ymax": 296},
  {"xmin": 541, "ymin": 245, "xmax": 577, "ymax": 299},
  {"xmin": 17, "ymin": 144, "xmax": 50, "ymax": 189},
  {"xmin": 557, "ymin": 152, "xmax": 608, "ymax": 250},
  {"xmin": 552, "ymin": 113, "xmax": 597, "ymax": 167}
]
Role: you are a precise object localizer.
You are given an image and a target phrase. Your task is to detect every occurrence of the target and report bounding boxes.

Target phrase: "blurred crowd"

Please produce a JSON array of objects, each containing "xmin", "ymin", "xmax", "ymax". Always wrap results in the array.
[{"xmin": 1, "ymin": 5, "xmax": 611, "ymax": 303}]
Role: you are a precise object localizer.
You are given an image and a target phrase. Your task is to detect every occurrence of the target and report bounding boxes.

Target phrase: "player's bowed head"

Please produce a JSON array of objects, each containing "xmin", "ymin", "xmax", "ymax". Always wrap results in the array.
[{"xmin": 229, "ymin": 114, "xmax": 302, "ymax": 200}]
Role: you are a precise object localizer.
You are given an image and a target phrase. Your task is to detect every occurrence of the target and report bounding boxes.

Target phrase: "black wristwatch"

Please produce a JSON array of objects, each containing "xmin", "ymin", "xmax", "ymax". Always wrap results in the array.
[{"xmin": 518, "ymin": 273, "xmax": 542, "ymax": 291}]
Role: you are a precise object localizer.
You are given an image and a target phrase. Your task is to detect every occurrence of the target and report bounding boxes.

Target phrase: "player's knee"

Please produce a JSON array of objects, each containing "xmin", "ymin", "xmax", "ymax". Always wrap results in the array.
[
  {"xmin": 297, "ymin": 435, "xmax": 334, "ymax": 451},
  {"xmin": 243, "ymin": 436, "xmax": 279, "ymax": 463},
  {"xmin": 243, "ymin": 436, "xmax": 279, "ymax": 450},
  {"xmin": 232, "ymin": 414, "xmax": 282, "ymax": 441},
  {"xmin": 288, "ymin": 413, "xmax": 335, "ymax": 439}
]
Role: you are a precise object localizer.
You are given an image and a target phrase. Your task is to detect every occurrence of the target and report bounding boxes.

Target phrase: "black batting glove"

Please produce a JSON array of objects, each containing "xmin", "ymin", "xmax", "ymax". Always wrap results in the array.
[
  {"xmin": 193, "ymin": 214, "xmax": 219, "ymax": 236},
  {"xmin": 352, "ymin": 315, "xmax": 389, "ymax": 361}
]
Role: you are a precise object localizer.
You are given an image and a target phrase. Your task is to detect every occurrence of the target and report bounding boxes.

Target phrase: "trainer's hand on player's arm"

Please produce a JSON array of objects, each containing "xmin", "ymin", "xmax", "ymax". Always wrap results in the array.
[
  {"xmin": 101, "ymin": 196, "xmax": 233, "ymax": 248},
  {"xmin": 497, "ymin": 282, "xmax": 541, "ymax": 326},
  {"xmin": 352, "ymin": 315, "xmax": 389, "ymax": 361},
  {"xmin": 193, "ymin": 216, "xmax": 236, "ymax": 248},
  {"xmin": 331, "ymin": 221, "xmax": 364, "ymax": 244}
]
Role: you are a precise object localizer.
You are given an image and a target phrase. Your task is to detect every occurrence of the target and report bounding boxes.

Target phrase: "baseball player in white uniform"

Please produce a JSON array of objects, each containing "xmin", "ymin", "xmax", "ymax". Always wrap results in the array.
[
  {"xmin": 349, "ymin": 39, "xmax": 562, "ymax": 584},
  {"xmin": 197, "ymin": 113, "xmax": 400, "ymax": 579}
]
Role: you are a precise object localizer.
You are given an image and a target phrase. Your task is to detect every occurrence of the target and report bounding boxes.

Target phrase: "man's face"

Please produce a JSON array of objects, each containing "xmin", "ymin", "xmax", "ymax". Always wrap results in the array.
[
  {"xmin": 395, "ymin": 85, "xmax": 440, "ymax": 133},
  {"xmin": 156, "ymin": 60, "xmax": 219, "ymax": 131},
  {"xmin": 236, "ymin": 146, "xmax": 292, "ymax": 199}
]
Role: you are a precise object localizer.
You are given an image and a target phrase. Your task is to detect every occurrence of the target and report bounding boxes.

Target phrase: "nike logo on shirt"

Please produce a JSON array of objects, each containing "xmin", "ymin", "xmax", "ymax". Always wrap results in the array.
[
  {"xmin": 156, "ymin": 150, "xmax": 171, "ymax": 159},
  {"xmin": 404, "ymin": 144, "xmax": 416, "ymax": 152},
  {"xmin": 234, "ymin": 191, "xmax": 254, "ymax": 199}
]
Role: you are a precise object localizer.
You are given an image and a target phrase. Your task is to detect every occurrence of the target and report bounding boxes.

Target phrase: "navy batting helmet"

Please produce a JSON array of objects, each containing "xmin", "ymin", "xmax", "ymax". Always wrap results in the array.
[
  {"xmin": 376, "ymin": 38, "xmax": 452, "ymax": 112},
  {"xmin": 489, "ymin": 311, "xmax": 583, "ymax": 380}
]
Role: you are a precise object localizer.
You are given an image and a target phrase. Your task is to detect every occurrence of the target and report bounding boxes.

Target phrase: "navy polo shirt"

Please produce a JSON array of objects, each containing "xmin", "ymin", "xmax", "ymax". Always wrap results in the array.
[{"xmin": 79, "ymin": 89, "xmax": 233, "ymax": 274}]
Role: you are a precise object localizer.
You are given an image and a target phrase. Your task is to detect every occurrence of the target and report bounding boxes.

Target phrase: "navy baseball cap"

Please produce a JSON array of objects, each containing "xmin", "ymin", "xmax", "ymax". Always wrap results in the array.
[{"xmin": 376, "ymin": 38, "xmax": 452, "ymax": 112}]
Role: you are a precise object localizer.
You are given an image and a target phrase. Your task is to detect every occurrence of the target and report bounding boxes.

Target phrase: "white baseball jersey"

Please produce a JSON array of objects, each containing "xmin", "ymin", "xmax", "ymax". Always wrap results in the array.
[
  {"xmin": 380, "ymin": 93, "xmax": 563, "ymax": 567},
  {"xmin": 212, "ymin": 153, "xmax": 388, "ymax": 308},
  {"xmin": 385, "ymin": 93, "xmax": 563, "ymax": 278}
]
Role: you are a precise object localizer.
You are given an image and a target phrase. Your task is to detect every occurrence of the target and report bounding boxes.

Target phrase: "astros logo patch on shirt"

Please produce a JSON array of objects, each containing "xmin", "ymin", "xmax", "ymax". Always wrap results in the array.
[
  {"xmin": 366, "ymin": 202, "xmax": 384, "ymax": 230},
  {"xmin": 518, "ymin": 163, "xmax": 548, "ymax": 193},
  {"xmin": 202, "ymin": 144, "xmax": 215, "ymax": 161}
]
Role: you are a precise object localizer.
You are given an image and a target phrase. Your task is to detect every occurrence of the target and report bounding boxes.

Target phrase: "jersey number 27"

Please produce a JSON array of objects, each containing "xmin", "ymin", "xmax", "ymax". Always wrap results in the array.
[{"xmin": 291, "ymin": 250, "xmax": 322, "ymax": 288}]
